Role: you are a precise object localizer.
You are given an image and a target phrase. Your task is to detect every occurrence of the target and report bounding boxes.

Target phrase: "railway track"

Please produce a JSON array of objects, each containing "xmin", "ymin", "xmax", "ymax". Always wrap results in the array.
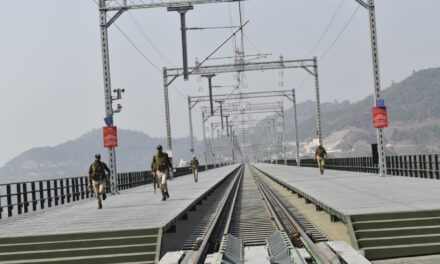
[
  {"xmin": 228, "ymin": 165, "xmax": 277, "ymax": 246},
  {"xmin": 160, "ymin": 163, "xmax": 370, "ymax": 264}
]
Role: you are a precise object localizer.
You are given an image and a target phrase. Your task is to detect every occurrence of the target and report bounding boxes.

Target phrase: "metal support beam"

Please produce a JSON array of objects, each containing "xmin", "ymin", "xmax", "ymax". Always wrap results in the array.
[
  {"xmin": 180, "ymin": 11, "xmax": 190, "ymax": 80},
  {"xmin": 188, "ymin": 96, "xmax": 195, "ymax": 154},
  {"xmin": 225, "ymin": 115, "xmax": 230, "ymax": 137},
  {"xmin": 354, "ymin": 0, "xmax": 369, "ymax": 9},
  {"xmin": 190, "ymin": 90, "xmax": 293, "ymax": 107},
  {"xmin": 292, "ymin": 89, "xmax": 300, "ymax": 167},
  {"xmin": 230, "ymin": 125, "xmax": 234, "ymax": 162},
  {"xmin": 168, "ymin": 5, "xmax": 193, "ymax": 80},
  {"xmin": 163, "ymin": 68, "xmax": 173, "ymax": 161},
  {"xmin": 99, "ymin": 0, "xmax": 118, "ymax": 194},
  {"xmin": 106, "ymin": 9, "xmax": 126, "ymax": 28},
  {"xmin": 165, "ymin": 58, "xmax": 315, "ymax": 77},
  {"xmin": 101, "ymin": 0, "xmax": 243, "ymax": 11},
  {"xmin": 202, "ymin": 112, "xmax": 208, "ymax": 170},
  {"xmin": 210, "ymin": 119, "xmax": 275, "ymax": 127},
  {"xmin": 281, "ymin": 104, "xmax": 287, "ymax": 165},
  {"xmin": 352, "ymin": 0, "xmax": 387, "ymax": 176},
  {"xmin": 313, "ymin": 57, "xmax": 323, "ymax": 146},
  {"xmin": 217, "ymin": 101, "xmax": 224, "ymax": 129},
  {"xmin": 201, "ymin": 103, "xmax": 283, "ymax": 123},
  {"xmin": 202, "ymin": 74, "xmax": 216, "ymax": 115},
  {"xmin": 210, "ymin": 123, "xmax": 217, "ymax": 167},
  {"xmin": 366, "ymin": 0, "xmax": 387, "ymax": 176}
]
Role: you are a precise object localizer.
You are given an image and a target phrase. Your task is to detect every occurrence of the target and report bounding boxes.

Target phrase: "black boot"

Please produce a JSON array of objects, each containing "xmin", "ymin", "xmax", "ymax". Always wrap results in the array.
[
  {"xmin": 98, "ymin": 201, "xmax": 103, "ymax": 209},
  {"xmin": 166, "ymin": 191, "xmax": 170, "ymax": 198},
  {"xmin": 162, "ymin": 196, "xmax": 166, "ymax": 201},
  {"xmin": 102, "ymin": 193, "xmax": 107, "ymax": 200}
]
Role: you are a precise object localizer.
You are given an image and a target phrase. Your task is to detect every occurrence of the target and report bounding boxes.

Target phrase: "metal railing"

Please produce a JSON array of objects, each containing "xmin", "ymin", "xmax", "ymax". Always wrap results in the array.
[
  {"xmin": 266, "ymin": 154, "xmax": 440, "ymax": 179},
  {"xmin": 0, "ymin": 163, "xmax": 228, "ymax": 219}
]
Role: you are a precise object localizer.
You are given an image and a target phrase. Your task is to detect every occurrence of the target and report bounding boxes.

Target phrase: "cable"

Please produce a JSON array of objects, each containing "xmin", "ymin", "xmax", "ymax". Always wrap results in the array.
[
  {"xmin": 190, "ymin": 21, "xmax": 249, "ymax": 75},
  {"xmin": 243, "ymin": 34, "xmax": 262, "ymax": 55},
  {"xmin": 115, "ymin": 23, "xmax": 163, "ymax": 72},
  {"xmin": 304, "ymin": 0, "xmax": 345, "ymax": 59},
  {"xmin": 127, "ymin": 11, "xmax": 176, "ymax": 67},
  {"xmin": 297, "ymin": 4, "xmax": 361, "ymax": 90},
  {"xmin": 319, "ymin": 5, "xmax": 361, "ymax": 61}
]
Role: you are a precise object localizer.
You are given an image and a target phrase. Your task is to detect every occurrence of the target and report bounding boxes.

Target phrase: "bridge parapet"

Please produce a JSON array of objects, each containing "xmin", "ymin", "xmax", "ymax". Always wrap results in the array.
[
  {"xmin": 0, "ymin": 163, "xmax": 228, "ymax": 219},
  {"xmin": 265, "ymin": 154, "xmax": 440, "ymax": 179}
]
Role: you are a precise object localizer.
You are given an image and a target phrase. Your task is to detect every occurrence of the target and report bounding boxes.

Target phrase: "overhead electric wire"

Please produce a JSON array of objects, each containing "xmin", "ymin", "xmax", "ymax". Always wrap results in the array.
[
  {"xmin": 189, "ymin": 20, "xmax": 249, "ymax": 75},
  {"xmin": 244, "ymin": 34, "xmax": 263, "ymax": 55},
  {"xmin": 127, "ymin": 11, "xmax": 177, "ymax": 67},
  {"xmin": 112, "ymin": 22, "xmax": 188, "ymax": 99},
  {"xmin": 304, "ymin": 0, "xmax": 345, "ymax": 59},
  {"xmin": 297, "ymin": 3, "xmax": 360, "ymax": 90},
  {"xmin": 319, "ymin": 5, "xmax": 361, "ymax": 61},
  {"xmin": 187, "ymin": 26, "xmax": 239, "ymax": 30}
]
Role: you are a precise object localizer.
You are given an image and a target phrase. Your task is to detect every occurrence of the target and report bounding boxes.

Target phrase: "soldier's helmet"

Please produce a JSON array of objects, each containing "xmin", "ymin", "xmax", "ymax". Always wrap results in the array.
[
  {"xmin": 157, "ymin": 145, "xmax": 163, "ymax": 151},
  {"xmin": 95, "ymin": 153, "xmax": 101, "ymax": 159}
]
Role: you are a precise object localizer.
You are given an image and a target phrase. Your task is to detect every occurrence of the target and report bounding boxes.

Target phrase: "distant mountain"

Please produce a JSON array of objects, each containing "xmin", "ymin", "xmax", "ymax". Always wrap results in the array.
[
  {"xmin": 0, "ymin": 130, "xmax": 207, "ymax": 184},
  {"xmin": 282, "ymin": 67, "xmax": 440, "ymax": 157}
]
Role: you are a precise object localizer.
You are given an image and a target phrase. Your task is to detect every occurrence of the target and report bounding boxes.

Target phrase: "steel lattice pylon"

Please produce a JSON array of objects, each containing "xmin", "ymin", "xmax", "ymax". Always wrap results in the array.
[
  {"xmin": 167, "ymin": 58, "xmax": 323, "ymax": 162},
  {"xmin": 199, "ymin": 101, "xmax": 285, "ymax": 163},
  {"xmin": 188, "ymin": 89, "xmax": 302, "ymax": 165},
  {"xmin": 354, "ymin": 0, "xmax": 388, "ymax": 176},
  {"xmin": 97, "ymin": 0, "xmax": 245, "ymax": 193}
]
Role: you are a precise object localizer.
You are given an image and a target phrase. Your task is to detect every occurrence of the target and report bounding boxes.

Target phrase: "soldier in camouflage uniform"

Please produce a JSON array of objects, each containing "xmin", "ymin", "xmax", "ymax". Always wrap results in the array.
[
  {"xmin": 151, "ymin": 145, "xmax": 173, "ymax": 201},
  {"xmin": 315, "ymin": 145, "xmax": 327, "ymax": 175},
  {"xmin": 88, "ymin": 154, "xmax": 110, "ymax": 209},
  {"xmin": 190, "ymin": 155, "xmax": 199, "ymax": 182}
]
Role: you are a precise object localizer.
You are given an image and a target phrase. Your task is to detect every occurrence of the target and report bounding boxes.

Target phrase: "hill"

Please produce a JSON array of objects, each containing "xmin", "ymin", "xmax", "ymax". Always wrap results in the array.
[
  {"xmin": 0, "ymin": 130, "xmax": 206, "ymax": 184},
  {"xmin": 282, "ymin": 67, "xmax": 440, "ymax": 156}
]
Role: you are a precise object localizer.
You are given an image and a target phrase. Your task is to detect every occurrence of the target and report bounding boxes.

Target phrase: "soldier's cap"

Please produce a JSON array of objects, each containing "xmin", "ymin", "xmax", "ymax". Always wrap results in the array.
[
  {"xmin": 156, "ymin": 145, "xmax": 163, "ymax": 150},
  {"xmin": 192, "ymin": 155, "xmax": 195, "ymax": 158},
  {"xmin": 95, "ymin": 153, "xmax": 101, "ymax": 159}
]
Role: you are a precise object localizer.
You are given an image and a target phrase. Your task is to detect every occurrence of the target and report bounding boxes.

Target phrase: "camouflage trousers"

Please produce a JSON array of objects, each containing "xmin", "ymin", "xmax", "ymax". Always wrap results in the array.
[
  {"xmin": 192, "ymin": 168, "xmax": 198, "ymax": 182},
  {"xmin": 156, "ymin": 170, "xmax": 169, "ymax": 199},
  {"xmin": 92, "ymin": 180, "xmax": 106, "ymax": 203},
  {"xmin": 316, "ymin": 156, "xmax": 325, "ymax": 174}
]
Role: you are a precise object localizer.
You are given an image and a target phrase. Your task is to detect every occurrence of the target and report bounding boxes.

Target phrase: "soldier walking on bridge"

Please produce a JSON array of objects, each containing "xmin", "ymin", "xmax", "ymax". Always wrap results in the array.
[
  {"xmin": 88, "ymin": 154, "xmax": 110, "ymax": 209},
  {"xmin": 315, "ymin": 145, "xmax": 327, "ymax": 175},
  {"xmin": 151, "ymin": 145, "xmax": 173, "ymax": 201},
  {"xmin": 190, "ymin": 155, "xmax": 199, "ymax": 182}
]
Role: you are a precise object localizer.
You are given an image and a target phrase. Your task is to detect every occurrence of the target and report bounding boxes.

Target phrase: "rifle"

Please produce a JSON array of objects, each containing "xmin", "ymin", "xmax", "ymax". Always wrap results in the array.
[
  {"xmin": 152, "ymin": 171, "xmax": 157, "ymax": 193},
  {"xmin": 87, "ymin": 176, "xmax": 94, "ymax": 198}
]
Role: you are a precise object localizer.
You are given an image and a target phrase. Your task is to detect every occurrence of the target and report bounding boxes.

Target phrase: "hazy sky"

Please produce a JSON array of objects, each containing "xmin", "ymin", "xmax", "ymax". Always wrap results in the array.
[{"xmin": 0, "ymin": 0, "xmax": 439, "ymax": 166}]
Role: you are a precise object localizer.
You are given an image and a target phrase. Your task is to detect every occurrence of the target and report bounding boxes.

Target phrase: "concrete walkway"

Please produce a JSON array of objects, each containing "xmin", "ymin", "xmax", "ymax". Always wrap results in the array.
[
  {"xmin": 253, "ymin": 163, "xmax": 440, "ymax": 216},
  {"xmin": 0, "ymin": 165, "xmax": 239, "ymax": 238}
]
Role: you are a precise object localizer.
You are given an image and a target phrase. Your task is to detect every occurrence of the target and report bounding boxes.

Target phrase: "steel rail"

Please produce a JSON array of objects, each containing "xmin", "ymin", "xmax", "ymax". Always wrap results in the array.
[
  {"xmin": 186, "ymin": 165, "xmax": 244, "ymax": 264},
  {"xmin": 221, "ymin": 167, "xmax": 244, "ymax": 236},
  {"xmin": 249, "ymin": 165, "xmax": 333, "ymax": 264},
  {"xmin": 222, "ymin": 165, "xmax": 280, "ymax": 246},
  {"xmin": 183, "ymin": 164, "xmax": 333, "ymax": 263}
]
